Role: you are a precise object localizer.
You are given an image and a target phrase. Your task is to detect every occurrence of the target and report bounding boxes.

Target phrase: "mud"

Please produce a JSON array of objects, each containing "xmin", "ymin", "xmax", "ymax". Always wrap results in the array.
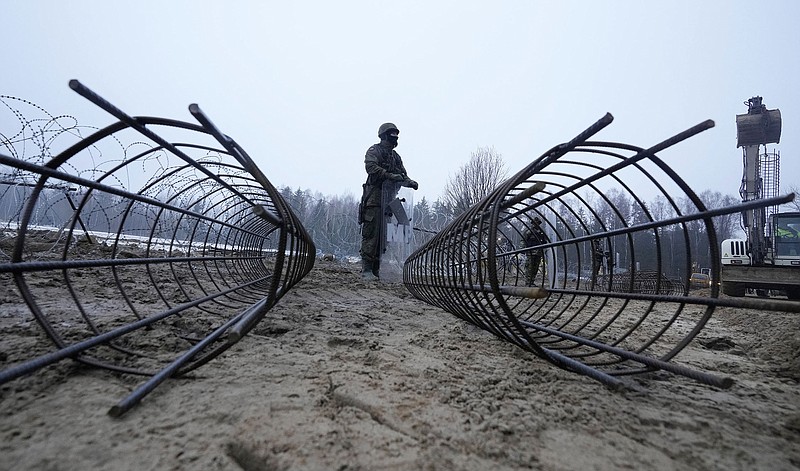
[{"xmin": 1, "ymin": 260, "xmax": 799, "ymax": 470}]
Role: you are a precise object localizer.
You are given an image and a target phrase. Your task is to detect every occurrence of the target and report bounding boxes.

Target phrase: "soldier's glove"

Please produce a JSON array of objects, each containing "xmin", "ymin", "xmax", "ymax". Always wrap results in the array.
[
  {"xmin": 387, "ymin": 173, "xmax": 406, "ymax": 182},
  {"xmin": 403, "ymin": 179, "xmax": 419, "ymax": 190}
]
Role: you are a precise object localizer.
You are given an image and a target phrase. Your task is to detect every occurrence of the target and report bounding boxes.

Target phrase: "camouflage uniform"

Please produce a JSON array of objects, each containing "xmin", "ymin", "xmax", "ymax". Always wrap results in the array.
[
  {"xmin": 359, "ymin": 141, "xmax": 410, "ymax": 271},
  {"xmin": 522, "ymin": 222, "xmax": 547, "ymax": 286}
]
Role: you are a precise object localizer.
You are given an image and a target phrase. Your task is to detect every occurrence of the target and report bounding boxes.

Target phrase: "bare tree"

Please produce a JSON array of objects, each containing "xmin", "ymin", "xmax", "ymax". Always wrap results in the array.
[
  {"xmin": 783, "ymin": 184, "xmax": 800, "ymax": 212},
  {"xmin": 699, "ymin": 190, "xmax": 742, "ymax": 241},
  {"xmin": 442, "ymin": 146, "xmax": 508, "ymax": 216}
]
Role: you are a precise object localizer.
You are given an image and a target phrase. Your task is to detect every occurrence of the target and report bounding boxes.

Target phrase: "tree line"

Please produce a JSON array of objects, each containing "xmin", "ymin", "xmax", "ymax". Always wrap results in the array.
[
  {"xmin": 278, "ymin": 183, "xmax": 744, "ymax": 274},
  {"xmin": 3, "ymin": 147, "xmax": 798, "ymax": 279},
  {"xmin": 281, "ymin": 149, "xmax": 797, "ymax": 282}
]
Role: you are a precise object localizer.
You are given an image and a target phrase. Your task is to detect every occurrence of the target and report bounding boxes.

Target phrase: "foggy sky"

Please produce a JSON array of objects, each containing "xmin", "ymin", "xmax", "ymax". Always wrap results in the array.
[{"xmin": 3, "ymin": 1, "xmax": 799, "ymax": 206}]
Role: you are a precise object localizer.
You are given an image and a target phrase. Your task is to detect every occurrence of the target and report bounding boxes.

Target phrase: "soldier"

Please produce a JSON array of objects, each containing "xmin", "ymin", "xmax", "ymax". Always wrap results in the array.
[
  {"xmin": 591, "ymin": 239, "xmax": 604, "ymax": 285},
  {"xmin": 358, "ymin": 123, "xmax": 418, "ymax": 281},
  {"xmin": 521, "ymin": 217, "xmax": 547, "ymax": 286}
]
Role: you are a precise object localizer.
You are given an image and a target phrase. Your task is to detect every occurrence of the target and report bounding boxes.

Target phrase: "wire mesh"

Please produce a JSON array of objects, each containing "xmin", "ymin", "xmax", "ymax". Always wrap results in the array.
[
  {"xmin": 0, "ymin": 82, "xmax": 315, "ymax": 415},
  {"xmin": 403, "ymin": 114, "xmax": 799, "ymax": 389}
]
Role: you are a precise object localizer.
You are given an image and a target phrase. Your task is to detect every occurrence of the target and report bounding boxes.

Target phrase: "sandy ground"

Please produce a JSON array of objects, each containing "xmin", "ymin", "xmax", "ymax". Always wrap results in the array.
[{"xmin": 1, "ymin": 259, "xmax": 800, "ymax": 471}]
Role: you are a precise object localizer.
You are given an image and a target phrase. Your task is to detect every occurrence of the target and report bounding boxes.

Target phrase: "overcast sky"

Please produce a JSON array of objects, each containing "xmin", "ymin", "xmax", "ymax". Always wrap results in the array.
[{"xmin": 3, "ymin": 1, "xmax": 799, "ymax": 206}]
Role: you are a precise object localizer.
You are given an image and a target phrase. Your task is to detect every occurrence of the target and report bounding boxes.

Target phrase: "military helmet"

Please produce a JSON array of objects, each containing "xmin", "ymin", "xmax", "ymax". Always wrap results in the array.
[{"xmin": 378, "ymin": 122, "xmax": 399, "ymax": 137}]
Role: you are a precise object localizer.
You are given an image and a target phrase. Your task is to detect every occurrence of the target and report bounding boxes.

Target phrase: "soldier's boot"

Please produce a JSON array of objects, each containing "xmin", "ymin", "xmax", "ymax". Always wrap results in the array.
[
  {"xmin": 361, "ymin": 260, "xmax": 378, "ymax": 281},
  {"xmin": 372, "ymin": 260, "xmax": 380, "ymax": 279}
]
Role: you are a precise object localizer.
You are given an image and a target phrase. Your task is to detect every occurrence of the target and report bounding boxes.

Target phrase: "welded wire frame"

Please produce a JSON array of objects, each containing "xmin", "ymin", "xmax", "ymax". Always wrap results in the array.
[
  {"xmin": 0, "ymin": 82, "xmax": 315, "ymax": 413},
  {"xmin": 404, "ymin": 114, "xmax": 798, "ymax": 388}
]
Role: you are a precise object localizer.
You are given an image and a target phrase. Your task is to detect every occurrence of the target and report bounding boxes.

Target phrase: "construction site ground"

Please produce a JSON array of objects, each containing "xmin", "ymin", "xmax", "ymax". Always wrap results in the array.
[{"xmin": 1, "ymin": 259, "xmax": 799, "ymax": 470}]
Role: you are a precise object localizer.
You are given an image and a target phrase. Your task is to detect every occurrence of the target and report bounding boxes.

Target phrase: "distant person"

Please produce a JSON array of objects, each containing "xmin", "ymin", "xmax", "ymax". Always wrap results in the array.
[
  {"xmin": 776, "ymin": 222, "xmax": 799, "ymax": 239},
  {"xmin": 591, "ymin": 239, "xmax": 604, "ymax": 285},
  {"xmin": 605, "ymin": 249, "xmax": 614, "ymax": 274},
  {"xmin": 358, "ymin": 123, "xmax": 418, "ymax": 281},
  {"xmin": 521, "ymin": 217, "xmax": 547, "ymax": 286}
]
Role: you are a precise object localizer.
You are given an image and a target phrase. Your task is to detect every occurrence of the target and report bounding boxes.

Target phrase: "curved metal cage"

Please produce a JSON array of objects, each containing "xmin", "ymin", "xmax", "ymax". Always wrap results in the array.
[
  {"xmin": 0, "ymin": 82, "xmax": 315, "ymax": 415},
  {"xmin": 404, "ymin": 114, "xmax": 796, "ymax": 388}
]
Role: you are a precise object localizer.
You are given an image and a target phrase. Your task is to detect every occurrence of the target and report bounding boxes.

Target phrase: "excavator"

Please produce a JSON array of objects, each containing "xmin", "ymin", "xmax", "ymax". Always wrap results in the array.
[{"xmin": 720, "ymin": 96, "xmax": 800, "ymax": 300}]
